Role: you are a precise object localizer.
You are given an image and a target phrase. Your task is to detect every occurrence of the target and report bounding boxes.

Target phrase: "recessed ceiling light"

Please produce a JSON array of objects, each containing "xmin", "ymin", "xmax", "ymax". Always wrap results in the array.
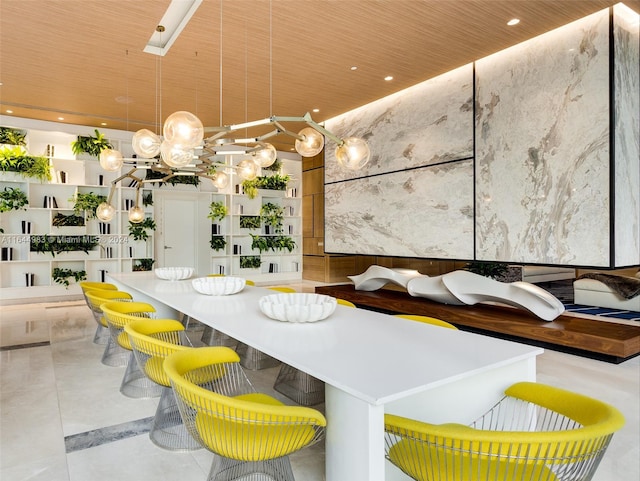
[
  {"xmin": 312, "ymin": 108, "xmax": 320, "ymax": 113},
  {"xmin": 384, "ymin": 76, "xmax": 393, "ymax": 81},
  {"xmin": 350, "ymin": 66, "xmax": 358, "ymax": 71},
  {"xmin": 101, "ymin": 122, "xmax": 107, "ymax": 126},
  {"xmin": 507, "ymin": 18, "xmax": 520, "ymax": 26},
  {"xmin": 6, "ymin": 109, "xmax": 13, "ymax": 114},
  {"xmin": 58, "ymin": 117, "xmax": 64, "ymax": 121}
]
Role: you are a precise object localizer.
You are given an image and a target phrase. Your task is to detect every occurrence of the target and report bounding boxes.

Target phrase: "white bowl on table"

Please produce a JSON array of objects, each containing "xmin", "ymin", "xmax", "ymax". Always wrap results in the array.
[
  {"xmin": 192, "ymin": 276, "xmax": 246, "ymax": 296},
  {"xmin": 154, "ymin": 267, "xmax": 194, "ymax": 281},
  {"xmin": 259, "ymin": 293, "xmax": 337, "ymax": 323}
]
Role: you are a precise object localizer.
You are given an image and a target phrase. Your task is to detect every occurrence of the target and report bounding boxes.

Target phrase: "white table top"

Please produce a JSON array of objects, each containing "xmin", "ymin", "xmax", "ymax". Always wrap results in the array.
[{"xmin": 109, "ymin": 272, "xmax": 542, "ymax": 405}]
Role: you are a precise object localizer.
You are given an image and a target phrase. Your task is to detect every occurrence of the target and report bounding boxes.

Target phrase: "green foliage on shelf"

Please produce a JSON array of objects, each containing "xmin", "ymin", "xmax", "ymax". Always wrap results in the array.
[
  {"xmin": 52, "ymin": 212, "xmax": 85, "ymax": 227},
  {"xmin": 133, "ymin": 258, "xmax": 155, "ymax": 271},
  {"xmin": 128, "ymin": 217, "xmax": 156, "ymax": 241},
  {"xmin": 145, "ymin": 169, "xmax": 200, "ymax": 186},
  {"xmin": 0, "ymin": 127, "xmax": 27, "ymax": 146},
  {"xmin": 0, "ymin": 186, "xmax": 29, "ymax": 213},
  {"xmin": 260, "ymin": 202, "xmax": 284, "ymax": 233},
  {"xmin": 207, "ymin": 200, "xmax": 228, "ymax": 222},
  {"xmin": 464, "ymin": 261, "xmax": 509, "ymax": 280},
  {"xmin": 241, "ymin": 174, "xmax": 290, "ymax": 199},
  {"xmin": 71, "ymin": 129, "xmax": 112, "ymax": 157},
  {"xmin": 30, "ymin": 235, "xmax": 99, "ymax": 257},
  {"xmin": 142, "ymin": 191, "xmax": 154, "ymax": 207},
  {"xmin": 210, "ymin": 235, "xmax": 227, "ymax": 251},
  {"xmin": 239, "ymin": 215, "xmax": 261, "ymax": 229},
  {"xmin": 240, "ymin": 255, "xmax": 262, "ymax": 269},
  {"xmin": 71, "ymin": 192, "xmax": 106, "ymax": 220},
  {"xmin": 52, "ymin": 267, "xmax": 87, "ymax": 287},
  {"xmin": 0, "ymin": 145, "xmax": 52, "ymax": 182},
  {"xmin": 262, "ymin": 158, "xmax": 282, "ymax": 172},
  {"xmin": 250, "ymin": 234, "xmax": 296, "ymax": 253}
]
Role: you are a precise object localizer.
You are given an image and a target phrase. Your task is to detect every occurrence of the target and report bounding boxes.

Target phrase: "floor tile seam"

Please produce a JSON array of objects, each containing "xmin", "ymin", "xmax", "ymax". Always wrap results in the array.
[
  {"xmin": 0, "ymin": 341, "xmax": 51, "ymax": 351},
  {"xmin": 64, "ymin": 416, "xmax": 154, "ymax": 453}
]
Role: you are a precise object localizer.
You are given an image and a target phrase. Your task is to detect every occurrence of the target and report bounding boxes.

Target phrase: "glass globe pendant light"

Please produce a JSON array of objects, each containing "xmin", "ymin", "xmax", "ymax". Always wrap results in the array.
[
  {"xmin": 295, "ymin": 127, "xmax": 325, "ymax": 157},
  {"xmin": 96, "ymin": 202, "xmax": 116, "ymax": 222},
  {"xmin": 163, "ymin": 111, "xmax": 204, "ymax": 149},
  {"xmin": 237, "ymin": 159, "xmax": 258, "ymax": 180},
  {"xmin": 335, "ymin": 137, "xmax": 371, "ymax": 170},
  {"xmin": 128, "ymin": 205, "xmax": 145, "ymax": 223},
  {"xmin": 132, "ymin": 129, "xmax": 161, "ymax": 158},
  {"xmin": 99, "ymin": 149, "xmax": 124, "ymax": 172},
  {"xmin": 211, "ymin": 171, "xmax": 229, "ymax": 189},
  {"xmin": 252, "ymin": 143, "xmax": 277, "ymax": 167},
  {"xmin": 160, "ymin": 140, "xmax": 194, "ymax": 168}
]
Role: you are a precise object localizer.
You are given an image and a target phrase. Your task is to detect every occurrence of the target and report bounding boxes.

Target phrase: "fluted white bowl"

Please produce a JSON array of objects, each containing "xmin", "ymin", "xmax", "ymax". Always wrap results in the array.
[
  {"xmin": 259, "ymin": 293, "xmax": 337, "ymax": 323},
  {"xmin": 155, "ymin": 267, "xmax": 194, "ymax": 281},
  {"xmin": 192, "ymin": 276, "xmax": 246, "ymax": 296}
]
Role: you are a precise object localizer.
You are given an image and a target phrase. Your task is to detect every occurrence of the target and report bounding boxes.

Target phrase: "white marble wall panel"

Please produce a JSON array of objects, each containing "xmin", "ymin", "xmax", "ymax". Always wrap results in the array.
[
  {"xmin": 614, "ymin": 4, "xmax": 640, "ymax": 267},
  {"xmin": 324, "ymin": 64, "xmax": 473, "ymax": 183},
  {"xmin": 475, "ymin": 10, "xmax": 612, "ymax": 266},
  {"xmin": 325, "ymin": 160, "xmax": 474, "ymax": 258}
]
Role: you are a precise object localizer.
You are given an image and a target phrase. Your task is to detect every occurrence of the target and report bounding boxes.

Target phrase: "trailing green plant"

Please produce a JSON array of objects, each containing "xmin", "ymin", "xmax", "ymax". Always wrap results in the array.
[
  {"xmin": 52, "ymin": 267, "xmax": 86, "ymax": 287},
  {"xmin": 262, "ymin": 158, "xmax": 282, "ymax": 172},
  {"xmin": 128, "ymin": 217, "xmax": 156, "ymax": 241},
  {"xmin": 133, "ymin": 258, "xmax": 155, "ymax": 271},
  {"xmin": 465, "ymin": 261, "xmax": 509, "ymax": 280},
  {"xmin": 241, "ymin": 174, "xmax": 290, "ymax": 199},
  {"xmin": 30, "ymin": 235, "xmax": 99, "ymax": 257},
  {"xmin": 240, "ymin": 255, "xmax": 262, "ymax": 269},
  {"xmin": 145, "ymin": 169, "xmax": 201, "ymax": 186},
  {"xmin": 208, "ymin": 200, "xmax": 228, "ymax": 222},
  {"xmin": 70, "ymin": 192, "xmax": 106, "ymax": 220},
  {"xmin": 0, "ymin": 146, "xmax": 52, "ymax": 182},
  {"xmin": 260, "ymin": 202, "xmax": 284, "ymax": 233},
  {"xmin": 0, "ymin": 127, "xmax": 27, "ymax": 146},
  {"xmin": 71, "ymin": 129, "xmax": 112, "ymax": 157},
  {"xmin": 142, "ymin": 191, "xmax": 154, "ymax": 207},
  {"xmin": 210, "ymin": 235, "xmax": 227, "ymax": 251},
  {"xmin": 239, "ymin": 215, "xmax": 261, "ymax": 229},
  {"xmin": 52, "ymin": 212, "xmax": 85, "ymax": 227},
  {"xmin": 250, "ymin": 234, "xmax": 296, "ymax": 253},
  {"xmin": 0, "ymin": 186, "xmax": 29, "ymax": 212}
]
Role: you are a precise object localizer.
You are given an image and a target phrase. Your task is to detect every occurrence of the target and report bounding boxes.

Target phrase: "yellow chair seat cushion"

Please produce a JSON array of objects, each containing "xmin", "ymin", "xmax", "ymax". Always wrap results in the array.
[
  {"xmin": 143, "ymin": 356, "xmax": 170, "ymax": 387},
  {"xmin": 194, "ymin": 393, "xmax": 317, "ymax": 461},
  {"xmin": 387, "ymin": 437, "xmax": 559, "ymax": 481}
]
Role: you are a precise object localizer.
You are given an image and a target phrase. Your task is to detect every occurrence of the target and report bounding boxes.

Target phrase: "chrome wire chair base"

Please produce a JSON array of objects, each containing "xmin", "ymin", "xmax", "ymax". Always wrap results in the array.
[
  {"xmin": 101, "ymin": 337, "xmax": 130, "ymax": 367},
  {"xmin": 235, "ymin": 343, "xmax": 280, "ymax": 371},
  {"xmin": 273, "ymin": 364, "xmax": 325, "ymax": 406},
  {"xmin": 93, "ymin": 324, "xmax": 110, "ymax": 345},
  {"xmin": 120, "ymin": 352, "xmax": 163, "ymax": 399},
  {"xmin": 207, "ymin": 455, "xmax": 294, "ymax": 481},
  {"xmin": 150, "ymin": 387, "xmax": 202, "ymax": 451},
  {"xmin": 201, "ymin": 326, "xmax": 237, "ymax": 347}
]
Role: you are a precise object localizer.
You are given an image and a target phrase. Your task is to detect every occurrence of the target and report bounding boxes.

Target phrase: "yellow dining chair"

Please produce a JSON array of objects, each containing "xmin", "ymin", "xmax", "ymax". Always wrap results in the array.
[
  {"xmin": 164, "ymin": 346, "xmax": 326, "ymax": 481},
  {"xmin": 84, "ymin": 289, "xmax": 133, "ymax": 366},
  {"xmin": 395, "ymin": 314, "xmax": 458, "ymax": 330},
  {"xmin": 100, "ymin": 301, "xmax": 163, "ymax": 399},
  {"xmin": 384, "ymin": 381, "xmax": 625, "ymax": 481},
  {"xmin": 124, "ymin": 318, "xmax": 201, "ymax": 451},
  {"xmin": 234, "ymin": 286, "xmax": 292, "ymax": 370},
  {"xmin": 79, "ymin": 281, "xmax": 117, "ymax": 344},
  {"xmin": 336, "ymin": 298, "xmax": 356, "ymax": 308}
]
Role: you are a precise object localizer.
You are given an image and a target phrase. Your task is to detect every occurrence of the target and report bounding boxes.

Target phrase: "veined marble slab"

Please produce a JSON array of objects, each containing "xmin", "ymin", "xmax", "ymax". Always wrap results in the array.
[
  {"xmin": 475, "ymin": 9, "xmax": 611, "ymax": 266},
  {"xmin": 325, "ymin": 64, "xmax": 473, "ymax": 183},
  {"xmin": 325, "ymin": 160, "xmax": 474, "ymax": 258},
  {"xmin": 613, "ymin": 3, "xmax": 640, "ymax": 267}
]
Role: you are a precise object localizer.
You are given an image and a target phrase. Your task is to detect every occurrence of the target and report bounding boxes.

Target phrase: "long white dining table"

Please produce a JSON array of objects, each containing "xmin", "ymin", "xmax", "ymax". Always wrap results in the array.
[{"xmin": 107, "ymin": 272, "xmax": 543, "ymax": 481}]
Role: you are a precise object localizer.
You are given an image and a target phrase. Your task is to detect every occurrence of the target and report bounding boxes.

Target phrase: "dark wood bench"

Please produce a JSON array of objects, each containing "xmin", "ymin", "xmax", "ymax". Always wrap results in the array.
[{"xmin": 316, "ymin": 284, "xmax": 640, "ymax": 364}]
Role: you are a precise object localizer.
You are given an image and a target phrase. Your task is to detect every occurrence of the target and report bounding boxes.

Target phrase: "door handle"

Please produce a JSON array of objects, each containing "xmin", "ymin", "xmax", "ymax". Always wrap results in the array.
[{"xmin": 164, "ymin": 246, "xmax": 173, "ymax": 249}]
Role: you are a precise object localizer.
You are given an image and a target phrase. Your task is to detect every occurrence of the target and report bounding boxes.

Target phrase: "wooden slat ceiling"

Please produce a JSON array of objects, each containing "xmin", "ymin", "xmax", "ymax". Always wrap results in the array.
[{"xmin": 1, "ymin": 0, "xmax": 638, "ymax": 150}]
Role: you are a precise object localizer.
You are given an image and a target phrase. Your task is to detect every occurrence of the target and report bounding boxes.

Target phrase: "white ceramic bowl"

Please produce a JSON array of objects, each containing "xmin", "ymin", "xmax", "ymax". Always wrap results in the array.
[
  {"xmin": 259, "ymin": 293, "xmax": 337, "ymax": 323},
  {"xmin": 154, "ymin": 267, "xmax": 194, "ymax": 281},
  {"xmin": 192, "ymin": 276, "xmax": 246, "ymax": 296}
]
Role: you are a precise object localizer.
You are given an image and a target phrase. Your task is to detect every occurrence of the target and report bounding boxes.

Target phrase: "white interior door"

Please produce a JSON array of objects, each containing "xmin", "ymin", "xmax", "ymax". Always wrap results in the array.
[{"xmin": 157, "ymin": 192, "xmax": 198, "ymax": 269}]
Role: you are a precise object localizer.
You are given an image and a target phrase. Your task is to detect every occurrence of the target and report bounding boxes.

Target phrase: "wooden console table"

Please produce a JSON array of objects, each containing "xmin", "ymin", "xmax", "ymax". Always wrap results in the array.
[{"xmin": 316, "ymin": 284, "xmax": 640, "ymax": 363}]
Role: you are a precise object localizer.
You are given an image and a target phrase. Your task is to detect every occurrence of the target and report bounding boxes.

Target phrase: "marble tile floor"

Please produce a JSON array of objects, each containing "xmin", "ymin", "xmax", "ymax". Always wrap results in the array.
[{"xmin": 1, "ymin": 295, "xmax": 638, "ymax": 481}]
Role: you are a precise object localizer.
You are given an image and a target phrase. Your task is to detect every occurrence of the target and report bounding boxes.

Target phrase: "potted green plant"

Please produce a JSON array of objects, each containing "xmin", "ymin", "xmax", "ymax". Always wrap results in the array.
[
  {"xmin": 0, "ymin": 127, "xmax": 27, "ymax": 146},
  {"xmin": 71, "ymin": 129, "xmax": 112, "ymax": 158},
  {"xmin": 207, "ymin": 200, "xmax": 228, "ymax": 222},
  {"xmin": 0, "ymin": 146, "xmax": 51, "ymax": 182},
  {"xmin": 52, "ymin": 212, "xmax": 85, "ymax": 227},
  {"xmin": 241, "ymin": 174, "xmax": 290, "ymax": 199},
  {"xmin": 250, "ymin": 234, "xmax": 269, "ymax": 253},
  {"xmin": 239, "ymin": 216, "xmax": 261, "ymax": 230},
  {"xmin": 142, "ymin": 191, "xmax": 154, "ymax": 207},
  {"xmin": 30, "ymin": 235, "xmax": 99, "ymax": 258},
  {"xmin": 210, "ymin": 235, "xmax": 227, "ymax": 251},
  {"xmin": 240, "ymin": 255, "xmax": 261, "ymax": 269},
  {"xmin": 70, "ymin": 192, "xmax": 107, "ymax": 220},
  {"xmin": 52, "ymin": 267, "xmax": 87, "ymax": 287},
  {"xmin": 0, "ymin": 186, "xmax": 28, "ymax": 212},
  {"xmin": 133, "ymin": 258, "xmax": 155, "ymax": 271},
  {"xmin": 465, "ymin": 261, "xmax": 509, "ymax": 280},
  {"xmin": 128, "ymin": 217, "xmax": 156, "ymax": 241},
  {"xmin": 260, "ymin": 202, "xmax": 284, "ymax": 234}
]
